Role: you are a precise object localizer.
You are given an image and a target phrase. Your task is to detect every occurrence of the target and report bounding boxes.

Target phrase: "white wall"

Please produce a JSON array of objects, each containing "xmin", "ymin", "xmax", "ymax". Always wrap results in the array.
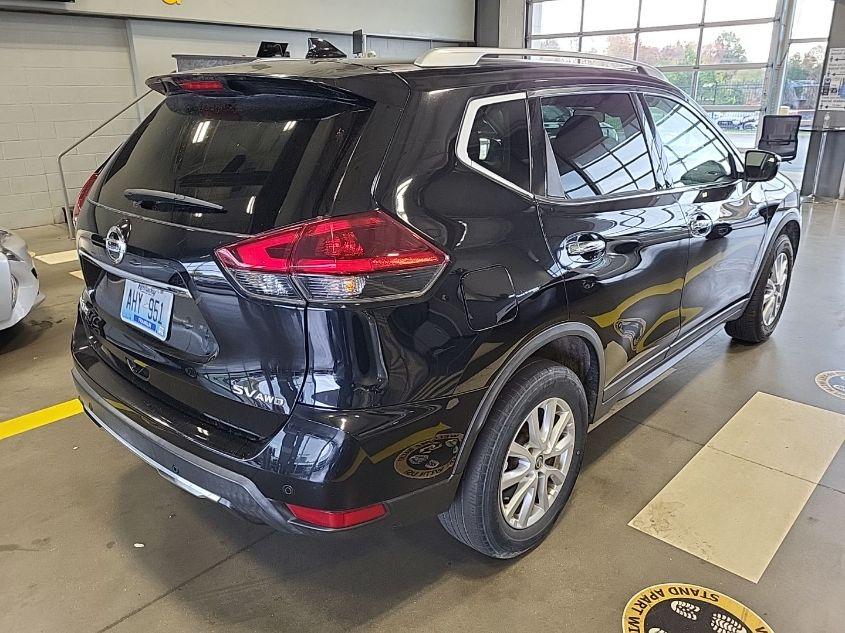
[
  {"xmin": 0, "ymin": 0, "xmax": 475, "ymax": 42},
  {"xmin": 0, "ymin": 12, "xmax": 138, "ymax": 229}
]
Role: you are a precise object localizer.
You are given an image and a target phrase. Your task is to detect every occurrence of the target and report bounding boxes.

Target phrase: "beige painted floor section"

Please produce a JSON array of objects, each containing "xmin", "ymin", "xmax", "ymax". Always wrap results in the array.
[
  {"xmin": 35, "ymin": 249, "xmax": 79, "ymax": 265},
  {"xmin": 630, "ymin": 392, "xmax": 845, "ymax": 583}
]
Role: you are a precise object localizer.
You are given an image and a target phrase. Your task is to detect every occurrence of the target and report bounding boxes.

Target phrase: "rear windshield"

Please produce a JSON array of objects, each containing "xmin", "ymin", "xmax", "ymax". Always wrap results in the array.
[{"xmin": 95, "ymin": 92, "xmax": 372, "ymax": 234}]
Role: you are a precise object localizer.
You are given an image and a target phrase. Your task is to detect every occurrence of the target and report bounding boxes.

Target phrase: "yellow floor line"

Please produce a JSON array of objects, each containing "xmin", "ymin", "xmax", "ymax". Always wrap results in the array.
[{"xmin": 0, "ymin": 399, "xmax": 83, "ymax": 441}]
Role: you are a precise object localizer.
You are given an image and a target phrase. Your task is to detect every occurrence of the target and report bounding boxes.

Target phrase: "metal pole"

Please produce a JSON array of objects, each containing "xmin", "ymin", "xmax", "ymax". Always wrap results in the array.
[{"xmin": 58, "ymin": 89, "xmax": 153, "ymax": 239}]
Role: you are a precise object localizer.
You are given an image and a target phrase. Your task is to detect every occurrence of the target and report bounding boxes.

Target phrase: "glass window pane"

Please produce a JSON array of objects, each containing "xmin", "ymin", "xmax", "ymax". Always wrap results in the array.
[
  {"xmin": 582, "ymin": 0, "xmax": 638, "ymax": 32},
  {"xmin": 581, "ymin": 34, "xmax": 635, "ymax": 58},
  {"xmin": 700, "ymin": 24, "xmax": 774, "ymax": 64},
  {"xmin": 696, "ymin": 68, "xmax": 766, "ymax": 106},
  {"xmin": 780, "ymin": 42, "xmax": 827, "ymax": 120},
  {"xmin": 541, "ymin": 93, "xmax": 657, "ymax": 199},
  {"xmin": 705, "ymin": 111, "xmax": 760, "ymax": 150},
  {"xmin": 640, "ymin": 0, "xmax": 703, "ymax": 27},
  {"xmin": 530, "ymin": 0, "xmax": 582, "ymax": 36},
  {"xmin": 663, "ymin": 71, "xmax": 695, "ymax": 96},
  {"xmin": 530, "ymin": 36, "xmax": 581, "ymax": 52},
  {"xmin": 704, "ymin": 0, "xmax": 776, "ymax": 22},
  {"xmin": 792, "ymin": 0, "xmax": 835, "ymax": 39},
  {"xmin": 466, "ymin": 99, "xmax": 530, "ymax": 191},
  {"xmin": 637, "ymin": 29, "xmax": 700, "ymax": 67},
  {"xmin": 644, "ymin": 95, "xmax": 734, "ymax": 186}
]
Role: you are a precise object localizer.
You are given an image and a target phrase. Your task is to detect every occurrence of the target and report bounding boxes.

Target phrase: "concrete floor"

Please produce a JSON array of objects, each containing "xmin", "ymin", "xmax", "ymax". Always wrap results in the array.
[{"xmin": 1, "ymin": 201, "xmax": 844, "ymax": 632}]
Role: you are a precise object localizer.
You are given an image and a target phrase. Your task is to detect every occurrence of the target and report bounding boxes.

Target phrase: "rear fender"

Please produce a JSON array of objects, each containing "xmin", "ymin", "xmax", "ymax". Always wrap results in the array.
[{"xmin": 449, "ymin": 322, "xmax": 605, "ymax": 478}]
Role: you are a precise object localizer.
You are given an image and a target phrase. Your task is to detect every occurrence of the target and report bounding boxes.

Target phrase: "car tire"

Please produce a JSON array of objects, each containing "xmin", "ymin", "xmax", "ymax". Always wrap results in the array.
[
  {"xmin": 438, "ymin": 359, "xmax": 588, "ymax": 558},
  {"xmin": 725, "ymin": 233, "xmax": 793, "ymax": 343}
]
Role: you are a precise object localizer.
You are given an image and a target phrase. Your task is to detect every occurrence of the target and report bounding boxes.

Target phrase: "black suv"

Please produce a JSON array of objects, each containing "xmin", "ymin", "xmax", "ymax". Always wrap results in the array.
[{"xmin": 72, "ymin": 48, "xmax": 800, "ymax": 558}]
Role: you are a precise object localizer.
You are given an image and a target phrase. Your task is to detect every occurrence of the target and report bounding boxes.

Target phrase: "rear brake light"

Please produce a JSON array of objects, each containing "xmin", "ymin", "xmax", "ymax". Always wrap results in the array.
[
  {"xmin": 286, "ymin": 503, "xmax": 386, "ymax": 529},
  {"xmin": 73, "ymin": 170, "xmax": 101, "ymax": 228},
  {"xmin": 176, "ymin": 79, "xmax": 226, "ymax": 92},
  {"xmin": 215, "ymin": 210, "xmax": 448, "ymax": 303}
]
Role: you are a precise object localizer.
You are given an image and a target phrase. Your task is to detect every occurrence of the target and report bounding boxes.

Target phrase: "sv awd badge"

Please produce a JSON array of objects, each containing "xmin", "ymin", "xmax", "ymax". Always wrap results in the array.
[{"xmin": 231, "ymin": 383, "xmax": 285, "ymax": 407}]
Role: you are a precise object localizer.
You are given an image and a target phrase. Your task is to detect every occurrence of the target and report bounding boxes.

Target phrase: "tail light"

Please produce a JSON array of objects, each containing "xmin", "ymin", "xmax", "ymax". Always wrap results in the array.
[
  {"xmin": 215, "ymin": 210, "xmax": 448, "ymax": 303},
  {"xmin": 286, "ymin": 502, "xmax": 386, "ymax": 529},
  {"xmin": 73, "ymin": 170, "xmax": 101, "ymax": 228}
]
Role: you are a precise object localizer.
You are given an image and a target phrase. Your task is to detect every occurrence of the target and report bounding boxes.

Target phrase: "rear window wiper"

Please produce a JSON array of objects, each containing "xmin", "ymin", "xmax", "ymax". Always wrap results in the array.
[{"xmin": 124, "ymin": 189, "xmax": 225, "ymax": 213}]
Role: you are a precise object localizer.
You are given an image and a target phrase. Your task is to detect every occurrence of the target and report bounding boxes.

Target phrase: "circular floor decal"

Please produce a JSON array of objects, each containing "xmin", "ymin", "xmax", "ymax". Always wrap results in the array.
[
  {"xmin": 623, "ymin": 583, "xmax": 773, "ymax": 633},
  {"xmin": 815, "ymin": 371, "xmax": 845, "ymax": 400}
]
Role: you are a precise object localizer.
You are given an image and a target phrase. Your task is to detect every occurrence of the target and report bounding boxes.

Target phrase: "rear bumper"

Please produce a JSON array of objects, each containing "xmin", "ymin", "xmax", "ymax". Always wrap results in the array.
[{"xmin": 74, "ymin": 365, "xmax": 300, "ymax": 532}]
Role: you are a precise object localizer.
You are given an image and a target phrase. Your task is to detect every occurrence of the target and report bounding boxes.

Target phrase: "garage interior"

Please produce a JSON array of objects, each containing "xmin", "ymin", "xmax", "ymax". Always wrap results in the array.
[{"xmin": 1, "ymin": 1, "xmax": 843, "ymax": 632}]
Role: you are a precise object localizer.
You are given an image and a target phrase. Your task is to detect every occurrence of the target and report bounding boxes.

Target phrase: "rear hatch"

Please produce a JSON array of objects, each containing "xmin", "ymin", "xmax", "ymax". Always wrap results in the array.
[{"xmin": 77, "ymin": 62, "xmax": 407, "ymax": 444}]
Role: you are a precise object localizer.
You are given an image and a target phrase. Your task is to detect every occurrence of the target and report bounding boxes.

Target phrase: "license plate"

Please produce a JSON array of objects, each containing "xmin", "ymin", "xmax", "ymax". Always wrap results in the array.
[{"xmin": 120, "ymin": 280, "xmax": 174, "ymax": 341}]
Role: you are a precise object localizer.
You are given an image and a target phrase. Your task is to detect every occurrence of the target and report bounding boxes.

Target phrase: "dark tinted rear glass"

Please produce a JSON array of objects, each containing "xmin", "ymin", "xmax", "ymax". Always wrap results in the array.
[{"xmin": 96, "ymin": 92, "xmax": 372, "ymax": 234}]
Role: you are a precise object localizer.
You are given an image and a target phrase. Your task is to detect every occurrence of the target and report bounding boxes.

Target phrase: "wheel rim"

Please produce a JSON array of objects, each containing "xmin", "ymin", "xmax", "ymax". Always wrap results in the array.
[
  {"xmin": 762, "ymin": 252, "xmax": 789, "ymax": 327},
  {"xmin": 499, "ymin": 397, "xmax": 576, "ymax": 529}
]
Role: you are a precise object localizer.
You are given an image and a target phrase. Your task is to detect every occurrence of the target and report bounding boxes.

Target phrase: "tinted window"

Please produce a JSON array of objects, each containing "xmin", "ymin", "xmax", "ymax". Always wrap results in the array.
[
  {"xmin": 465, "ymin": 98, "xmax": 530, "ymax": 191},
  {"xmin": 541, "ymin": 93, "xmax": 657, "ymax": 200},
  {"xmin": 644, "ymin": 95, "xmax": 735, "ymax": 187},
  {"xmin": 96, "ymin": 93, "xmax": 371, "ymax": 234}
]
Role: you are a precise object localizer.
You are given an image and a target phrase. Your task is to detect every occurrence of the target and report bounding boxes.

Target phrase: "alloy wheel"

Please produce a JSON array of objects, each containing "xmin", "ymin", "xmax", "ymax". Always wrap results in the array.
[
  {"xmin": 499, "ymin": 397, "xmax": 576, "ymax": 529},
  {"xmin": 762, "ymin": 252, "xmax": 789, "ymax": 327}
]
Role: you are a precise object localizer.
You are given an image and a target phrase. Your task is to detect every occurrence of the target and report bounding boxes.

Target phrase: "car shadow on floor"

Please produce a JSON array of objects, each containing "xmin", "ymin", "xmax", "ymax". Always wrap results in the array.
[{"xmin": 109, "ymin": 465, "xmax": 506, "ymax": 632}]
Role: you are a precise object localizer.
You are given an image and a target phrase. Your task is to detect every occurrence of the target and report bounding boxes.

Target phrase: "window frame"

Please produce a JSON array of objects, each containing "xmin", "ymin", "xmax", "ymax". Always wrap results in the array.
[
  {"xmin": 456, "ymin": 92, "xmax": 534, "ymax": 198},
  {"xmin": 530, "ymin": 84, "xmax": 664, "ymax": 203},
  {"xmin": 638, "ymin": 91, "xmax": 743, "ymax": 190}
]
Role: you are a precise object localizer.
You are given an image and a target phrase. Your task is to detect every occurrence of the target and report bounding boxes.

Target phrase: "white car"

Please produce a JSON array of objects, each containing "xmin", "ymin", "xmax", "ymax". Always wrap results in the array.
[{"xmin": 0, "ymin": 229, "xmax": 44, "ymax": 330}]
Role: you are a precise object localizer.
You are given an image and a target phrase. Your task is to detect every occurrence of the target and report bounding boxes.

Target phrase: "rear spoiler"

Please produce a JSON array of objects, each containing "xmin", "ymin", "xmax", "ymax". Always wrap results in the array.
[{"xmin": 146, "ymin": 73, "xmax": 373, "ymax": 108}]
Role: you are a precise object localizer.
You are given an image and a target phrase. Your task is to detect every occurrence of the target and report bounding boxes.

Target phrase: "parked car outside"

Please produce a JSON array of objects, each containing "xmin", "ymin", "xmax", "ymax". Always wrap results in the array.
[
  {"xmin": 0, "ymin": 229, "xmax": 43, "ymax": 331},
  {"xmin": 72, "ymin": 48, "xmax": 801, "ymax": 558}
]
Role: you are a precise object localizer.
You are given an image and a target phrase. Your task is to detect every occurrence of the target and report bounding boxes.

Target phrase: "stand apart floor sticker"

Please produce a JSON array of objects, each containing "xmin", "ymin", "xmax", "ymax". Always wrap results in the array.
[
  {"xmin": 623, "ymin": 584, "xmax": 773, "ymax": 633},
  {"xmin": 816, "ymin": 371, "xmax": 845, "ymax": 400}
]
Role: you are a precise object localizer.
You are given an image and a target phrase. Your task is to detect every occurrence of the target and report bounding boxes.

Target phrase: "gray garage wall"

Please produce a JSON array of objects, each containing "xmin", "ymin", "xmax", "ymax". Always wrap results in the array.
[{"xmin": 0, "ymin": 12, "xmax": 139, "ymax": 229}]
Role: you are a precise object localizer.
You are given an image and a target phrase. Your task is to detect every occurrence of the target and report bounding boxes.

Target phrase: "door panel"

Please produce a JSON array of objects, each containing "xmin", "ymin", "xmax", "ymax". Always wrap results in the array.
[
  {"xmin": 676, "ymin": 181, "xmax": 768, "ymax": 334},
  {"xmin": 640, "ymin": 94, "xmax": 768, "ymax": 335},
  {"xmin": 539, "ymin": 196, "xmax": 690, "ymax": 394}
]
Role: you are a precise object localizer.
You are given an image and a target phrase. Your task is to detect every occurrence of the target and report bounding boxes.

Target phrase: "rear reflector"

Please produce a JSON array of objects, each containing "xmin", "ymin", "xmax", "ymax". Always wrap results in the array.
[
  {"xmin": 215, "ymin": 209, "xmax": 448, "ymax": 303},
  {"xmin": 286, "ymin": 502, "xmax": 386, "ymax": 529}
]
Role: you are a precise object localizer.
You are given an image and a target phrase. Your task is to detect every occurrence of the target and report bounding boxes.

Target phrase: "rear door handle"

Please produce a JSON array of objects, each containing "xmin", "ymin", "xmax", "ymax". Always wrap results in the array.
[{"xmin": 565, "ymin": 234, "xmax": 606, "ymax": 263}]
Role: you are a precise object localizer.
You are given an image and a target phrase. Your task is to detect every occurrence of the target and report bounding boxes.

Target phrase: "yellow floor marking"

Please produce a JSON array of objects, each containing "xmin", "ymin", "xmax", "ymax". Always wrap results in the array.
[
  {"xmin": 629, "ymin": 392, "xmax": 845, "ymax": 583},
  {"xmin": 69, "ymin": 270, "xmax": 84, "ymax": 280},
  {"xmin": 35, "ymin": 250, "xmax": 78, "ymax": 265},
  {"xmin": 0, "ymin": 399, "xmax": 83, "ymax": 441}
]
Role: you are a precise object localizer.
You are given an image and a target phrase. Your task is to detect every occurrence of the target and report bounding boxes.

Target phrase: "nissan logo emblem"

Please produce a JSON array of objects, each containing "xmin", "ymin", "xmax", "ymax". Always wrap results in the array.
[{"xmin": 105, "ymin": 222, "xmax": 129, "ymax": 264}]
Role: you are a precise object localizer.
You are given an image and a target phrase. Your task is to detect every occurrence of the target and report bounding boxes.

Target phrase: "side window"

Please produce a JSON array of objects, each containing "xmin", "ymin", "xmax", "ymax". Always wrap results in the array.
[
  {"xmin": 541, "ymin": 93, "xmax": 657, "ymax": 200},
  {"xmin": 464, "ymin": 97, "xmax": 530, "ymax": 191},
  {"xmin": 644, "ymin": 95, "xmax": 735, "ymax": 187}
]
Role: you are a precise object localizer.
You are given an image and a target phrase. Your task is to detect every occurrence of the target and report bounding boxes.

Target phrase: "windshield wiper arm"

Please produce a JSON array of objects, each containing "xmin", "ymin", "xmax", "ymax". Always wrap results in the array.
[{"xmin": 124, "ymin": 189, "xmax": 225, "ymax": 213}]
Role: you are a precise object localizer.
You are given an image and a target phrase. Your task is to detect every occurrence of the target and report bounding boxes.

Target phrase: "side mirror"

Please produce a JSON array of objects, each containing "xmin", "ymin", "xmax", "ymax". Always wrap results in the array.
[{"xmin": 744, "ymin": 149, "xmax": 780, "ymax": 182}]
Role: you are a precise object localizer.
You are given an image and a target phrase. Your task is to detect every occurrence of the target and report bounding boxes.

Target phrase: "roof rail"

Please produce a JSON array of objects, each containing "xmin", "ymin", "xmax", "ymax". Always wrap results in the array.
[{"xmin": 414, "ymin": 47, "xmax": 666, "ymax": 81}]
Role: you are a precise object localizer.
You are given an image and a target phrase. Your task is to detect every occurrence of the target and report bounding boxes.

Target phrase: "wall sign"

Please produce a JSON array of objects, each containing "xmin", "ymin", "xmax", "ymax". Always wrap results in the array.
[
  {"xmin": 162, "ymin": 0, "xmax": 183, "ymax": 5},
  {"xmin": 819, "ymin": 48, "xmax": 845, "ymax": 111},
  {"xmin": 623, "ymin": 583, "xmax": 773, "ymax": 633}
]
